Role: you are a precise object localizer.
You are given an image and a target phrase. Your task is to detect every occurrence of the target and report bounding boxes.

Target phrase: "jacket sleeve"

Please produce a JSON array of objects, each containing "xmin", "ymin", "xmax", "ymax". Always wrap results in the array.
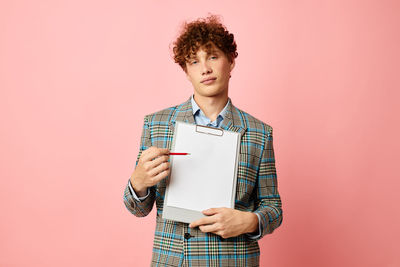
[
  {"xmin": 123, "ymin": 115, "xmax": 156, "ymax": 217},
  {"xmin": 252, "ymin": 127, "xmax": 283, "ymax": 240}
]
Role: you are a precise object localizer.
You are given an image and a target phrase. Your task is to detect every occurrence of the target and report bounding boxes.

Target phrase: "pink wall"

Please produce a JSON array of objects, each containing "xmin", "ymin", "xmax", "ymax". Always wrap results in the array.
[{"xmin": 1, "ymin": 1, "xmax": 399, "ymax": 266}]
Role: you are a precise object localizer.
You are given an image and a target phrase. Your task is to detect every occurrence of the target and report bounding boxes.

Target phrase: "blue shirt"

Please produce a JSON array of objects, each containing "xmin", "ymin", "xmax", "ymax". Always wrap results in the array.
[{"xmin": 190, "ymin": 95, "xmax": 229, "ymax": 128}]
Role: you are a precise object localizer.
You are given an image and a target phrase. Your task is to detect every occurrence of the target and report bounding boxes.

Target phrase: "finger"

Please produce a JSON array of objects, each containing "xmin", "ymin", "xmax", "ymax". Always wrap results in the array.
[
  {"xmin": 140, "ymin": 147, "xmax": 159, "ymax": 162},
  {"xmin": 158, "ymin": 148, "xmax": 170, "ymax": 155},
  {"xmin": 148, "ymin": 155, "xmax": 169, "ymax": 169},
  {"xmin": 141, "ymin": 147, "xmax": 169, "ymax": 162},
  {"xmin": 150, "ymin": 148, "xmax": 170, "ymax": 159},
  {"xmin": 202, "ymin": 208, "xmax": 222, "ymax": 216},
  {"xmin": 199, "ymin": 224, "xmax": 219, "ymax": 233},
  {"xmin": 148, "ymin": 161, "xmax": 169, "ymax": 177},
  {"xmin": 215, "ymin": 231, "xmax": 228, "ymax": 239},
  {"xmin": 141, "ymin": 146, "xmax": 157, "ymax": 156},
  {"xmin": 150, "ymin": 169, "xmax": 170, "ymax": 184},
  {"xmin": 189, "ymin": 215, "xmax": 217, "ymax": 228}
]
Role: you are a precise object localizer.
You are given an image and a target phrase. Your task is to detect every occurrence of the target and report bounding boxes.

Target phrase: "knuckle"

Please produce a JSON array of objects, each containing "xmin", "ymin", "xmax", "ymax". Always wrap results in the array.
[{"xmin": 143, "ymin": 164, "xmax": 150, "ymax": 171}]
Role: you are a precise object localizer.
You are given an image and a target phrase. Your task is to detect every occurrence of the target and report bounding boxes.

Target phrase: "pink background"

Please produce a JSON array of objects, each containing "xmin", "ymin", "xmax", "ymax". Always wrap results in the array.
[{"xmin": 1, "ymin": 1, "xmax": 399, "ymax": 266}]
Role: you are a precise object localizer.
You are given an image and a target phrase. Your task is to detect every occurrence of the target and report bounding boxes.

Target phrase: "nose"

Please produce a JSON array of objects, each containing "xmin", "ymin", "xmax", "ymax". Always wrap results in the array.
[{"xmin": 201, "ymin": 61, "xmax": 212, "ymax": 75}]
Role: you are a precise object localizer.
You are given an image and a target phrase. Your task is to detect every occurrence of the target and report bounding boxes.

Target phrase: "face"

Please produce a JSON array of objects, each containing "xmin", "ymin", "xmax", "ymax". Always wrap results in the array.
[{"xmin": 185, "ymin": 43, "xmax": 235, "ymax": 99}]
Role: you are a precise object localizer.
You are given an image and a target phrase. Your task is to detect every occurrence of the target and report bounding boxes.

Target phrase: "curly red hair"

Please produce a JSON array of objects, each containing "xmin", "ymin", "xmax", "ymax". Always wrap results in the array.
[{"xmin": 172, "ymin": 14, "xmax": 238, "ymax": 72}]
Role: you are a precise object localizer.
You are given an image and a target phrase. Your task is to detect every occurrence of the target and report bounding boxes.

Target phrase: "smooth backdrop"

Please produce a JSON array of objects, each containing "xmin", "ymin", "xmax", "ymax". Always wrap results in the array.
[{"xmin": 1, "ymin": 1, "xmax": 399, "ymax": 266}]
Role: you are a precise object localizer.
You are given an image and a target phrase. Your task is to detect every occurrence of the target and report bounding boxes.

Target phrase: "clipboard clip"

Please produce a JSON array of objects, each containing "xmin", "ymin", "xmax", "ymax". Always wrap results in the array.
[{"xmin": 195, "ymin": 125, "xmax": 224, "ymax": 136}]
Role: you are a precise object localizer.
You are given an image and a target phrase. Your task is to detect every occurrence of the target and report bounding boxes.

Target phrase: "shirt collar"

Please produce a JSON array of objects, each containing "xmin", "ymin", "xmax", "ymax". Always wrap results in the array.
[{"xmin": 190, "ymin": 95, "xmax": 230, "ymax": 120}]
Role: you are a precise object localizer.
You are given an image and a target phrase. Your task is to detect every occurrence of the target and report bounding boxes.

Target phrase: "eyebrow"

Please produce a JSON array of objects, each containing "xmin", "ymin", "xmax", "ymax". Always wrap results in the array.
[{"xmin": 207, "ymin": 49, "xmax": 220, "ymax": 55}]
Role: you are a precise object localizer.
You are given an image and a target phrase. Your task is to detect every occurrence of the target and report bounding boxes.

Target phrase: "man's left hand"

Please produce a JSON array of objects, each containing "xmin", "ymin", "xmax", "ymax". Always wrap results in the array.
[{"xmin": 189, "ymin": 208, "xmax": 258, "ymax": 239}]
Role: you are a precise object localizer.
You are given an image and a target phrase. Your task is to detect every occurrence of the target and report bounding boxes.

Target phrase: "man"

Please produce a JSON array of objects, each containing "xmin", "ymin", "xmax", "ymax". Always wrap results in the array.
[{"xmin": 123, "ymin": 14, "xmax": 283, "ymax": 266}]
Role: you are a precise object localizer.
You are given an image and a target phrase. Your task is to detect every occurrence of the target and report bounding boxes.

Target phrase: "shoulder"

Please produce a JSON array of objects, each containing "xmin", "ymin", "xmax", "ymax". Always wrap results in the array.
[
  {"xmin": 231, "ymin": 105, "xmax": 273, "ymax": 136},
  {"xmin": 142, "ymin": 102, "xmax": 186, "ymax": 125}
]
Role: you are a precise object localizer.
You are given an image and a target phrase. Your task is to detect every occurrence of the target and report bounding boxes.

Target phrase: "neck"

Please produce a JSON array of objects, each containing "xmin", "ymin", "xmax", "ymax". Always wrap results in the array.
[{"xmin": 193, "ymin": 92, "xmax": 229, "ymax": 122}]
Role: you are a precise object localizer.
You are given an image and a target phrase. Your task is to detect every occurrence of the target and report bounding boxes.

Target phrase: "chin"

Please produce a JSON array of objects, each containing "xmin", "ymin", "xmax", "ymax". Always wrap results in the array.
[
  {"xmin": 195, "ymin": 86, "xmax": 227, "ymax": 98},
  {"xmin": 200, "ymin": 92, "xmax": 226, "ymax": 99}
]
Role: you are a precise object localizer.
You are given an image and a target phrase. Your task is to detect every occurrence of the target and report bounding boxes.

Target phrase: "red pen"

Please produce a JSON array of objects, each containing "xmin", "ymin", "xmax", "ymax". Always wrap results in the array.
[{"xmin": 168, "ymin": 152, "xmax": 191, "ymax": 155}]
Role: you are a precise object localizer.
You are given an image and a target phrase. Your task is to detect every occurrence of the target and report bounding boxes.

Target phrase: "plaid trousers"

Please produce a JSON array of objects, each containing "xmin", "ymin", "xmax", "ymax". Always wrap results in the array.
[{"xmin": 123, "ymin": 96, "xmax": 283, "ymax": 266}]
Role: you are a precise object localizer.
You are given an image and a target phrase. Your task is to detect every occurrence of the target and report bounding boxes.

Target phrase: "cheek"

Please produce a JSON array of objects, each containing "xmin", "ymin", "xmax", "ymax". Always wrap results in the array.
[
  {"xmin": 186, "ymin": 72, "xmax": 197, "ymax": 83},
  {"xmin": 220, "ymin": 64, "xmax": 231, "ymax": 76}
]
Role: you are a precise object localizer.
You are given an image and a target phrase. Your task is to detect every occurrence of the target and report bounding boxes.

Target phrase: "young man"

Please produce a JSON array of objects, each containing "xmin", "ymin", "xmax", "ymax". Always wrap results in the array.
[{"xmin": 123, "ymin": 15, "xmax": 283, "ymax": 266}]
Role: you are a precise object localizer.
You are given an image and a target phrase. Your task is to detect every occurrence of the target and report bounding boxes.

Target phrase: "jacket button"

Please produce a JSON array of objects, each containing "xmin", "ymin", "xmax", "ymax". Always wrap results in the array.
[{"xmin": 184, "ymin": 233, "xmax": 192, "ymax": 239}]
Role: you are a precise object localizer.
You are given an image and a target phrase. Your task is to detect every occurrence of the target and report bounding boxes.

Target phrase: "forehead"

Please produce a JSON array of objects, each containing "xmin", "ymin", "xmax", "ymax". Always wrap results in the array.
[{"xmin": 188, "ymin": 43, "xmax": 222, "ymax": 58}]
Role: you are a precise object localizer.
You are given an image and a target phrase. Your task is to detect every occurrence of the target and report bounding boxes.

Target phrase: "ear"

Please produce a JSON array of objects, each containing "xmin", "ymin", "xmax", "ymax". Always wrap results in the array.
[{"xmin": 229, "ymin": 58, "xmax": 235, "ymax": 72}]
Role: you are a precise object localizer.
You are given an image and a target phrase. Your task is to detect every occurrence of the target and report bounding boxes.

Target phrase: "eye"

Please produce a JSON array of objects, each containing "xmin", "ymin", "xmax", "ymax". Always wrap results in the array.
[
  {"xmin": 191, "ymin": 60, "xmax": 198, "ymax": 65},
  {"xmin": 210, "ymin": 56, "xmax": 218, "ymax": 60}
]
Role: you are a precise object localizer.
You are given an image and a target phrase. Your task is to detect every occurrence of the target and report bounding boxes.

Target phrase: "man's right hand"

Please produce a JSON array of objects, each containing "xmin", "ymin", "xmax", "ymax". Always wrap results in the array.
[{"xmin": 130, "ymin": 147, "xmax": 170, "ymax": 197}]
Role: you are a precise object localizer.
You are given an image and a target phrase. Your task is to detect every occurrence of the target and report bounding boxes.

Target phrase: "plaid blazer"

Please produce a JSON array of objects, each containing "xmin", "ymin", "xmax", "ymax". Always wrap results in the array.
[{"xmin": 123, "ymin": 96, "xmax": 283, "ymax": 267}]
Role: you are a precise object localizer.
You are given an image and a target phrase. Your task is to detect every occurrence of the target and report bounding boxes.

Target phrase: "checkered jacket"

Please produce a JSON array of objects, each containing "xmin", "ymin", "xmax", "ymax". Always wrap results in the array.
[{"xmin": 123, "ymin": 96, "xmax": 283, "ymax": 266}]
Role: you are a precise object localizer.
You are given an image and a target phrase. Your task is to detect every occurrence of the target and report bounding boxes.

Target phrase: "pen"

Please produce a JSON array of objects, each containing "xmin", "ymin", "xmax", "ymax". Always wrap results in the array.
[{"xmin": 169, "ymin": 152, "xmax": 191, "ymax": 155}]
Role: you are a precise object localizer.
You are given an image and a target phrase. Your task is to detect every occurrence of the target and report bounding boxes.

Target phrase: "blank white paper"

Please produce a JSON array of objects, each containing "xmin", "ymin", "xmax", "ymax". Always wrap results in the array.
[{"xmin": 166, "ymin": 122, "xmax": 240, "ymax": 212}]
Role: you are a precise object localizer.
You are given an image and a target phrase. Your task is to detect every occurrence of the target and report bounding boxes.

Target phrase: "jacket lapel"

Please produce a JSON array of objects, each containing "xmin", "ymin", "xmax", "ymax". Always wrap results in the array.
[
  {"xmin": 168, "ymin": 96, "xmax": 246, "ymax": 138},
  {"xmin": 220, "ymin": 99, "xmax": 246, "ymax": 138},
  {"xmin": 168, "ymin": 97, "xmax": 194, "ymax": 132}
]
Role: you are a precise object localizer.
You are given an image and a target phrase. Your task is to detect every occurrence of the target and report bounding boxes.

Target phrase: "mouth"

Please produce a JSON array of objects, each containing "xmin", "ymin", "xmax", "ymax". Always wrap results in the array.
[{"xmin": 201, "ymin": 77, "xmax": 217, "ymax": 84}]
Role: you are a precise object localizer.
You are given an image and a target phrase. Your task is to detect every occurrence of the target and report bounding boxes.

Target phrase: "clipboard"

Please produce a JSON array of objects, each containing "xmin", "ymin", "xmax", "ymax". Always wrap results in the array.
[{"xmin": 162, "ymin": 121, "xmax": 241, "ymax": 224}]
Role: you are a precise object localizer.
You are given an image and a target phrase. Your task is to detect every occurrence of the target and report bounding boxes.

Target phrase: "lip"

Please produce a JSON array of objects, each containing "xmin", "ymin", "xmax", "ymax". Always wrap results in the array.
[{"xmin": 201, "ymin": 77, "xmax": 217, "ymax": 84}]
